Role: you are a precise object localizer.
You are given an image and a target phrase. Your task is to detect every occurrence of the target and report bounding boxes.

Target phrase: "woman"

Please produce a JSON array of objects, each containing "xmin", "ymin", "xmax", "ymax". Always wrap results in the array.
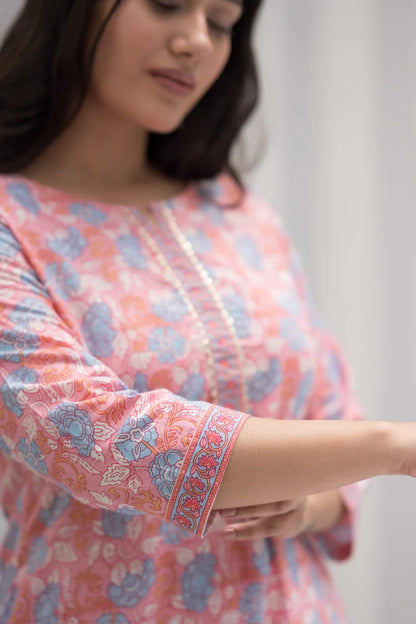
[{"xmin": 0, "ymin": 1, "xmax": 414, "ymax": 622}]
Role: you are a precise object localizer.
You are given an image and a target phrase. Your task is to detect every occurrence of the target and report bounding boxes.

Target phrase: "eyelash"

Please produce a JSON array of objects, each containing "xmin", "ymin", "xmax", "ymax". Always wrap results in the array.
[{"xmin": 149, "ymin": 0, "xmax": 234, "ymax": 36}]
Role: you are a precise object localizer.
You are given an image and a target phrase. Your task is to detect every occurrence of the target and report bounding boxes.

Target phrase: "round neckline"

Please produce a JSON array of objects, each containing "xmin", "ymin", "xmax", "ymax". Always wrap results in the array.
[{"xmin": 3, "ymin": 172, "xmax": 199, "ymax": 212}]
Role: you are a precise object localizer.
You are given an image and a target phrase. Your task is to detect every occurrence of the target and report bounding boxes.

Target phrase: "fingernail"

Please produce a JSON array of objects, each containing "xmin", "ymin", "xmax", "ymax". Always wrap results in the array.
[
  {"xmin": 223, "ymin": 527, "xmax": 236, "ymax": 538},
  {"xmin": 221, "ymin": 509, "xmax": 237, "ymax": 518}
]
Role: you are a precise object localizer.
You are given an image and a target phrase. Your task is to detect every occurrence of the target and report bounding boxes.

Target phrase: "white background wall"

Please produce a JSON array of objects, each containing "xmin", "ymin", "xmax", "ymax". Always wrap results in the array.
[
  {"xmin": 1, "ymin": 2, "xmax": 416, "ymax": 622},
  {"xmin": 249, "ymin": 2, "xmax": 416, "ymax": 623}
]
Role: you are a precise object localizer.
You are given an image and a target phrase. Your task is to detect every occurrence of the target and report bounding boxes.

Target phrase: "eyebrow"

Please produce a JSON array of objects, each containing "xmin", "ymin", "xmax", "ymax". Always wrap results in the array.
[{"xmin": 222, "ymin": 0, "xmax": 243, "ymax": 6}]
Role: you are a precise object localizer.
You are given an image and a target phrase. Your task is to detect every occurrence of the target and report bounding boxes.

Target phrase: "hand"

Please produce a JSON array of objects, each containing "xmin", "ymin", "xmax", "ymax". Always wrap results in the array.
[{"xmin": 220, "ymin": 497, "xmax": 313, "ymax": 541}]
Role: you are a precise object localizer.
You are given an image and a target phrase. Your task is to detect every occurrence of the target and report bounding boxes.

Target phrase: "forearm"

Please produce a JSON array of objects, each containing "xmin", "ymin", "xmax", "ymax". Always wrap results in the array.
[{"xmin": 213, "ymin": 417, "xmax": 396, "ymax": 510}]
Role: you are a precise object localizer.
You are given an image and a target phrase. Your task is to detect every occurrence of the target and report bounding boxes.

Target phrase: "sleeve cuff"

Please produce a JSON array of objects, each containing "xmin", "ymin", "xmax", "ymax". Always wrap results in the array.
[{"xmin": 164, "ymin": 403, "xmax": 249, "ymax": 538}]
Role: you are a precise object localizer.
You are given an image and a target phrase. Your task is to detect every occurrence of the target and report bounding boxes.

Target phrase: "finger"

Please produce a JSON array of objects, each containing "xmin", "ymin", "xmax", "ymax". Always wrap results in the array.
[
  {"xmin": 222, "ymin": 510, "xmax": 304, "ymax": 541},
  {"xmin": 220, "ymin": 499, "xmax": 301, "ymax": 520}
]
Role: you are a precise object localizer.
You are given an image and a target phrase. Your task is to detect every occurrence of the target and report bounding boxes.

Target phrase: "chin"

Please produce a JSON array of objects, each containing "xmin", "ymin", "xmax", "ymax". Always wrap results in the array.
[{"xmin": 143, "ymin": 116, "xmax": 185, "ymax": 135}]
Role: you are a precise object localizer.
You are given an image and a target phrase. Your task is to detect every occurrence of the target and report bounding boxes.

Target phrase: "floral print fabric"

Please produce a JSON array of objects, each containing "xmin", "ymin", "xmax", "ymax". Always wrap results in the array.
[{"xmin": 0, "ymin": 173, "xmax": 364, "ymax": 623}]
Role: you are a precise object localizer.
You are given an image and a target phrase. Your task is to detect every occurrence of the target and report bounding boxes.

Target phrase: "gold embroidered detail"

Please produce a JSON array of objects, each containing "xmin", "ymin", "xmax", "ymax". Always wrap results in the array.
[
  {"xmin": 160, "ymin": 204, "xmax": 251, "ymax": 414},
  {"xmin": 132, "ymin": 214, "xmax": 220, "ymax": 406}
]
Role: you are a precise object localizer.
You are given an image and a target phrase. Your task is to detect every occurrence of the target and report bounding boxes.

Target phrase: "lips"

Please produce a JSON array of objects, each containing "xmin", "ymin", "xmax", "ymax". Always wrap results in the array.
[{"xmin": 149, "ymin": 68, "xmax": 195, "ymax": 89}]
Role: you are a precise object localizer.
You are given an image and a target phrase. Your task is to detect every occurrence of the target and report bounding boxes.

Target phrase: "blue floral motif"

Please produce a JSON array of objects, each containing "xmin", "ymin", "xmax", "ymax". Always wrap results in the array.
[
  {"xmin": 133, "ymin": 373, "xmax": 149, "ymax": 393},
  {"xmin": 81, "ymin": 351, "xmax": 101, "ymax": 368},
  {"xmin": 114, "ymin": 414, "xmax": 157, "ymax": 462},
  {"xmin": 149, "ymin": 449, "xmax": 183, "ymax": 500},
  {"xmin": 0, "ymin": 560, "xmax": 17, "ymax": 624},
  {"xmin": 187, "ymin": 230, "xmax": 212, "ymax": 254},
  {"xmin": 101, "ymin": 510, "xmax": 132, "ymax": 539},
  {"xmin": 275, "ymin": 291, "xmax": 302, "ymax": 316},
  {"xmin": 17, "ymin": 438, "xmax": 48, "ymax": 475},
  {"xmin": 0, "ymin": 438, "xmax": 11, "ymax": 456},
  {"xmin": 96, "ymin": 615, "xmax": 131, "ymax": 624},
  {"xmin": 326, "ymin": 351, "xmax": 343, "ymax": 386},
  {"xmin": 253, "ymin": 539, "xmax": 275, "ymax": 576},
  {"xmin": 280, "ymin": 318, "xmax": 306, "ymax": 351},
  {"xmin": 199, "ymin": 202, "xmax": 225, "ymax": 225},
  {"xmin": 21, "ymin": 268, "xmax": 49, "ymax": 297},
  {"xmin": 49, "ymin": 402, "xmax": 95, "ymax": 457},
  {"xmin": 15, "ymin": 492, "xmax": 23, "ymax": 513},
  {"xmin": 0, "ymin": 328, "xmax": 39, "ymax": 363},
  {"xmin": 148, "ymin": 327, "xmax": 185, "ymax": 363},
  {"xmin": 159, "ymin": 521, "xmax": 189, "ymax": 545},
  {"xmin": 321, "ymin": 351, "xmax": 346, "ymax": 420},
  {"xmin": 1, "ymin": 367, "xmax": 39, "ymax": 418},
  {"xmin": 293, "ymin": 370, "xmax": 314, "ymax": 418},
  {"xmin": 235, "ymin": 236, "xmax": 263, "ymax": 270},
  {"xmin": 0, "ymin": 223, "xmax": 20, "ymax": 259},
  {"xmin": 223, "ymin": 293, "xmax": 251, "ymax": 338},
  {"xmin": 4, "ymin": 521, "xmax": 19, "ymax": 550},
  {"xmin": 82, "ymin": 303, "xmax": 116, "ymax": 358},
  {"xmin": 34, "ymin": 583, "xmax": 61, "ymax": 624},
  {"xmin": 179, "ymin": 373, "xmax": 205, "ymax": 401},
  {"xmin": 284, "ymin": 540, "xmax": 300, "ymax": 585},
  {"xmin": 27, "ymin": 537, "xmax": 48, "ymax": 574},
  {"xmin": 152, "ymin": 291, "xmax": 188, "ymax": 322},
  {"xmin": 309, "ymin": 559, "xmax": 326, "ymax": 601},
  {"xmin": 38, "ymin": 491, "xmax": 71, "ymax": 526},
  {"xmin": 114, "ymin": 507, "xmax": 145, "ymax": 517},
  {"xmin": 7, "ymin": 182, "xmax": 40, "ymax": 214},
  {"xmin": 47, "ymin": 226, "xmax": 87, "ymax": 260},
  {"xmin": 306, "ymin": 610, "xmax": 322, "ymax": 624},
  {"xmin": 0, "ymin": 560, "xmax": 16, "ymax": 603},
  {"xmin": 44, "ymin": 261, "xmax": 80, "ymax": 300},
  {"xmin": 116, "ymin": 235, "xmax": 147, "ymax": 270},
  {"xmin": 8, "ymin": 297, "xmax": 51, "ymax": 329},
  {"xmin": 107, "ymin": 559, "xmax": 155, "ymax": 608},
  {"xmin": 239, "ymin": 583, "xmax": 265, "ymax": 624},
  {"xmin": 0, "ymin": 586, "xmax": 17, "ymax": 624},
  {"xmin": 116, "ymin": 387, "xmax": 137, "ymax": 399},
  {"xmin": 196, "ymin": 178, "xmax": 223, "ymax": 201},
  {"xmin": 248, "ymin": 358, "xmax": 281, "ymax": 402},
  {"xmin": 70, "ymin": 203, "xmax": 107, "ymax": 225},
  {"xmin": 181, "ymin": 553, "xmax": 216, "ymax": 612}
]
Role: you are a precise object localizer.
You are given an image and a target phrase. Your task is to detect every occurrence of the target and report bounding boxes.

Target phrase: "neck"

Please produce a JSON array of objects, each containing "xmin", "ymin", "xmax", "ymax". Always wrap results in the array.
[{"xmin": 24, "ymin": 95, "xmax": 152, "ymax": 194}]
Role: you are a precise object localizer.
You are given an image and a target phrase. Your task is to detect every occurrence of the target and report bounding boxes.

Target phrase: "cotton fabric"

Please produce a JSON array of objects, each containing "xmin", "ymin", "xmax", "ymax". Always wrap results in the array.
[{"xmin": 0, "ymin": 173, "xmax": 364, "ymax": 623}]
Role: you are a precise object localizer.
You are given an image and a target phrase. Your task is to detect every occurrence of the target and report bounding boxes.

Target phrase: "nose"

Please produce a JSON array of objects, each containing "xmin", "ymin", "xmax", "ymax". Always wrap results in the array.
[{"xmin": 170, "ymin": 10, "xmax": 214, "ymax": 60}]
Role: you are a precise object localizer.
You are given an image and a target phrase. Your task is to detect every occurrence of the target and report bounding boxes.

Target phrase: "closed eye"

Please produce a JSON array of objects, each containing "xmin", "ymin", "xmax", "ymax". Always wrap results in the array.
[{"xmin": 148, "ymin": 0, "xmax": 240, "ymax": 37}]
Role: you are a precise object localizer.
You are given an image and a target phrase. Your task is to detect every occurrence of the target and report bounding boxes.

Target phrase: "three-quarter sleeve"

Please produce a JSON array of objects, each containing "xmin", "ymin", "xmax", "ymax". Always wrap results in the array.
[
  {"xmin": 280, "ymin": 218, "xmax": 367, "ymax": 561},
  {"xmin": 0, "ymin": 217, "xmax": 248, "ymax": 538}
]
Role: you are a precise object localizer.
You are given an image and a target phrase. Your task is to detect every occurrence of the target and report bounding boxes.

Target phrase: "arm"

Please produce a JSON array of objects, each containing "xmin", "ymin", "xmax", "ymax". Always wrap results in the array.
[
  {"xmin": 213, "ymin": 416, "xmax": 395, "ymax": 510},
  {"xmin": 0, "ymin": 217, "xmax": 248, "ymax": 537}
]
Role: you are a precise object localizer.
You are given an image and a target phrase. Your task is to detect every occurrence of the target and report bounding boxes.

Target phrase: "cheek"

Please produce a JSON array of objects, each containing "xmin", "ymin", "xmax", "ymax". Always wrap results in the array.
[
  {"xmin": 203, "ymin": 45, "xmax": 232, "ymax": 91},
  {"xmin": 92, "ymin": 4, "xmax": 158, "ymax": 76}
]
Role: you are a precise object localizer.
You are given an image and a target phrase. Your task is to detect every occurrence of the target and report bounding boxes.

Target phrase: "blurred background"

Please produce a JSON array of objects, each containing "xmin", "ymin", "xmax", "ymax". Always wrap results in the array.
[{"xmin": 1, "ymin": 1, "xmax": 416, "ymax": 622}]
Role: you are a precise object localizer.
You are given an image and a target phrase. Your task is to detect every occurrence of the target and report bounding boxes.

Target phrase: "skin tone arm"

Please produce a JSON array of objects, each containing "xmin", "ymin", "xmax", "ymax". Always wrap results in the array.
[{"xmin": 212, "ymin": 417, "xmax": 408, "ymax": 512}]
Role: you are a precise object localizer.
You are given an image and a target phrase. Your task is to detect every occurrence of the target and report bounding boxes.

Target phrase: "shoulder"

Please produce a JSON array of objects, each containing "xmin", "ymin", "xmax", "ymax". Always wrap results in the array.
[
  {"xmin": 195, "ymin": 172, "xmax": 280, "ymax": 217},
  {"xmin": 208, "ymin": 172, "xmax": 288, "ymax": 233},
  {"xmin": 0, "ymin": 173, "xmax": 43, "ymax": 221}
]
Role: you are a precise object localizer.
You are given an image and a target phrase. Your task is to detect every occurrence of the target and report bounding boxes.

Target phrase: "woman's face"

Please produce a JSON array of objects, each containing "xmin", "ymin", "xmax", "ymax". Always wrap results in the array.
[{"xmin": 87, "ymin": 0, "xmax": 243, "ymax": 133}]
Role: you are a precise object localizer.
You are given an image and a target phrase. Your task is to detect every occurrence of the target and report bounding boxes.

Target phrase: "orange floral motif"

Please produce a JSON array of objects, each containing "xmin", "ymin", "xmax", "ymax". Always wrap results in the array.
[{"xmin": 0, "ymin": 173, "xmax": 364, "ymax": 623}]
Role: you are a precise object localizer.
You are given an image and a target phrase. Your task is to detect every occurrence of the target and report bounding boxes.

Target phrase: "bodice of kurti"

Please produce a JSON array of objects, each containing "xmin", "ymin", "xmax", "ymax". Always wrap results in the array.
[{"xmin": 0, "ymin": 173, "xmax": 364, "ymax": 624}]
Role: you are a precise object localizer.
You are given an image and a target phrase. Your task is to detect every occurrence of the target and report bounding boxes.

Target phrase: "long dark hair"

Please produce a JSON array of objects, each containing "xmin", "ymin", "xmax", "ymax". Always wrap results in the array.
[{"xmin": 0, "ymin": 0, "xmax": 263, "ymax": 183}]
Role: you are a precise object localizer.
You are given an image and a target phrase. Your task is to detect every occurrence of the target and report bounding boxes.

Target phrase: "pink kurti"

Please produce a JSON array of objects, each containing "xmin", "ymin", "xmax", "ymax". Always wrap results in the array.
[{"xmin": 0, "ymin": 172, "xmax": 363, "ymax": 623}]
